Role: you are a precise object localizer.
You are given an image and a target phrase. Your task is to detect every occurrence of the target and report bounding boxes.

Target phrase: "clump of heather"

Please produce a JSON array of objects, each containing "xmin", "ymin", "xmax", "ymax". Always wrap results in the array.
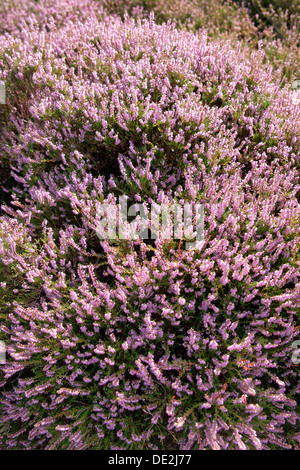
[
  {"xmin": 0, "ymin": 0, "xmax": 299, "ymax": 82},
  {"xmin": 0, "ymin": 0, "xmax": 107, "ymax": 35},
  {"xmin": 0, "ymin": 8, "xmax": 299, "ymax": 450},
  {"xmin": 104, "ymin": 0, "xmax": 300, "ymax": 84}
]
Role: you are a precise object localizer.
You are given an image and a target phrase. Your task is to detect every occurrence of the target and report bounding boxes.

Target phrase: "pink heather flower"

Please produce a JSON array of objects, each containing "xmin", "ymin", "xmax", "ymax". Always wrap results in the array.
[
  {"xmin": 208, "ymin": 340, "xmax": 218, "ymax": 350},
  {"xmin": 174, "ymin": 416, "xmax": 186, "ymax": 430}
]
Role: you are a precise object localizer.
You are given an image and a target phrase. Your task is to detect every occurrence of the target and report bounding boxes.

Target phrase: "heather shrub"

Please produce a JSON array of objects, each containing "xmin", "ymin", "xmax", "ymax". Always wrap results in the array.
[
  {"xmin": 0, "ymin": 0, "xmax": 107, "ymax": 35},
  {"xmin": 105, "ymin": 0, "xmax": 256, "ymax": 39},
  {"xmin": 0, "ymin": 7, "xmax": 299, "ymax": 450},
  {"xmin": 1, "ymin": 0, "xmax": 299, "ymax": 82},
  {"xmin": 237, "ymin": 0, "xmax": 300, "ymax": 82},
  {"xmin": 234, "ymin": 0, "xmax": 300, "ymax": 27},
  {"xmin": 103, "ymin": 0, "xmax": 300, "ymax": 83}
]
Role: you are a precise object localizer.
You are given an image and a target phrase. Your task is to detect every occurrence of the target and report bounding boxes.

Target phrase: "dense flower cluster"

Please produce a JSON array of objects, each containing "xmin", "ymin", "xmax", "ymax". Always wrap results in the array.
[{"xmin": 0, "ymin": 1, "xmax": 299, "ymax": 450}]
